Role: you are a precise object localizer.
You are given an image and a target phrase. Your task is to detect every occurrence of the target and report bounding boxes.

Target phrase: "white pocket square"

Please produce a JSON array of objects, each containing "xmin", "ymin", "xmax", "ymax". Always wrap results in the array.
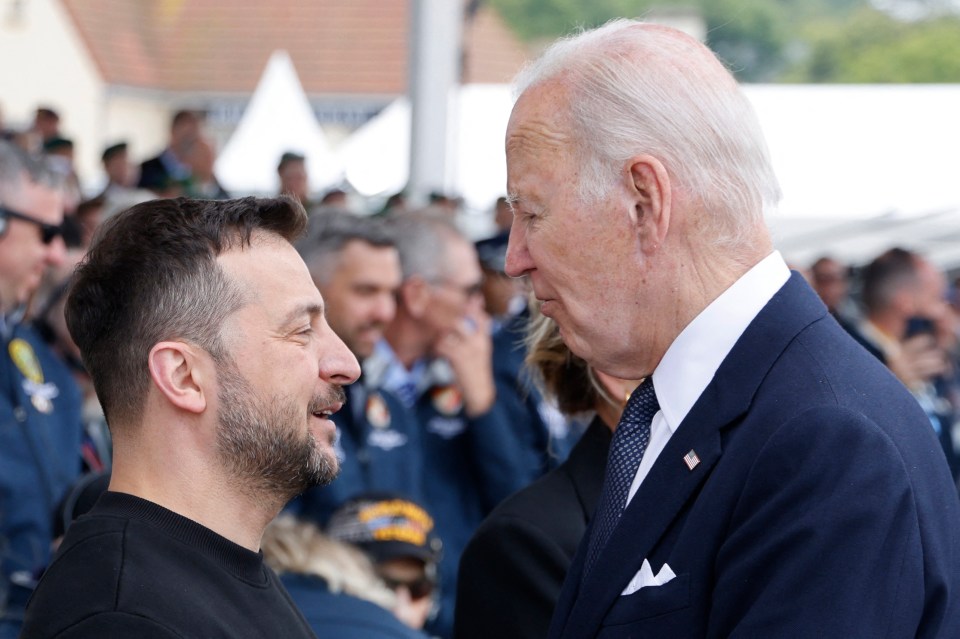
[{"xmin": 620, "ymin": 559, "xmax": 676, "ymax": 596}]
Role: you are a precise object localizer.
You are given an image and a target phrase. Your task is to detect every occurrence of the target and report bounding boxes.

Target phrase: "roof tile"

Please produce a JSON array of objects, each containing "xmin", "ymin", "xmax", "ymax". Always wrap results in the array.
[{"xmin": 61, "ymin": 0, "xmax": 526, "ymax": 94}]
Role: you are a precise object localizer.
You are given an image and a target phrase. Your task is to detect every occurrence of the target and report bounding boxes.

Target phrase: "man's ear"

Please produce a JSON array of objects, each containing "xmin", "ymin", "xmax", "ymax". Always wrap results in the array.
[
  {"xmin": 147, "ymin": 341, "xmax": 209, "ymax": 415},
  {"xmin": 627, "ymin": 155, "xmax": 671, "ymax": 253},
  {"xmin": 400, "ymin": 276, "xmax": 431, "ymax": 318}
]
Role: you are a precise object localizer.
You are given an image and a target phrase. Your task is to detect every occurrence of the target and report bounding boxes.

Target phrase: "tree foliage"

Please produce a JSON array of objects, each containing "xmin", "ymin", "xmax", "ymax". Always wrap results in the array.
[
  {"xmin": 487, "ymin": 0, "xmax": 960, "ymax": 82},
  {"xmin": 787, "ymin": 8, "xmax": 960, "ymax": 81}
]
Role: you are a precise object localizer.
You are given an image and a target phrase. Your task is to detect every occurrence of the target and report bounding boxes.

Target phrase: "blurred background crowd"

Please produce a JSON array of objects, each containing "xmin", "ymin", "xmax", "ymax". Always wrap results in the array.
[{"xmin": 2, "ymin": 0, "xmax": 960, "ymax": 638}]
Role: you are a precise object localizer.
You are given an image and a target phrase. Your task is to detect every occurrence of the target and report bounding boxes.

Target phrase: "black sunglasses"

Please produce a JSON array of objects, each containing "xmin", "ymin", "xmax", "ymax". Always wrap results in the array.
[
  {"xmin": 381, "ymin": 574, "xmax": 436, "ymax": 601},
  {"xmin": 0, "ymin": 205, "xmax": 64, "ymax": 245}
]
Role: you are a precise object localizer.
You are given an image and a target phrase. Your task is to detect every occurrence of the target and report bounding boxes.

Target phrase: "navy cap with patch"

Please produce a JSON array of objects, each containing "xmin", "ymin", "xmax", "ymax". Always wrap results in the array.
[{"xmin": 327, "ymin": 492, "xmax": 443, "ymax": 565}]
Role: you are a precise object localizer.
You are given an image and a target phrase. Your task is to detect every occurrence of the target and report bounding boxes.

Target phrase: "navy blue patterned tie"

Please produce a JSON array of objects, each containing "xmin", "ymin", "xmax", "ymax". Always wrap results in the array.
[{"xmin": 583, "ymin": 377, "xmax": 659, "ymax": 578}]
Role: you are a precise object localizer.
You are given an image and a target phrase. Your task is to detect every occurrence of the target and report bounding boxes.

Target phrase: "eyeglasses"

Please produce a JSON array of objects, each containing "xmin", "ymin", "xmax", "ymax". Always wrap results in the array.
[
  {"xmin": 0, "ymin": 205, "xmax": 64, "ymax": 245},
  {"xmin": 381, "ymin": 574, "xmax": 436, "ymax": 601},
  {"xmin": 430, "ymin": 278, "xmax": 484, "ymax": 299}
]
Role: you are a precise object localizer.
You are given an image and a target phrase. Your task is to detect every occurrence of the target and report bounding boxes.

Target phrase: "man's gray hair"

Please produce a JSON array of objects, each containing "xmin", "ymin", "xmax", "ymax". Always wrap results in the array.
[
  {"xmin": 0, "ymin": 140, "xmax": 59, "ymax": 196},
  {"xmin": 385, "ymin": 209, "xmax": 466, "ymax": 282},
  {"xmin": 296, "ymin": 210, "xmax": 395, "ymax": 286},
  {"xmin": 514, "ymin": 19, "xmax": 781, "ymax": 251}
]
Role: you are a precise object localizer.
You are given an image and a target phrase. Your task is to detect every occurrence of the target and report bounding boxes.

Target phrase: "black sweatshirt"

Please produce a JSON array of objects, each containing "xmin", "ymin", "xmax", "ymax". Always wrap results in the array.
[{"xmin": 20, "ymin": 491, "xmax": 316, "ymax": 639}]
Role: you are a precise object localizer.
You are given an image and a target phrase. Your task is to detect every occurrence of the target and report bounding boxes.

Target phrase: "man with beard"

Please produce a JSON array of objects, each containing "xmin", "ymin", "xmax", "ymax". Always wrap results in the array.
[
  {"xmin": 292, "ymin": 211, "xmax": 424, "ymax": 525},
  {"xmin": 365, "ymin": 210, "xmax": 537, "ymax": 638},
  {"xmin": 21, "ymin": 196, "xmax": 360, "ymax": 639}
]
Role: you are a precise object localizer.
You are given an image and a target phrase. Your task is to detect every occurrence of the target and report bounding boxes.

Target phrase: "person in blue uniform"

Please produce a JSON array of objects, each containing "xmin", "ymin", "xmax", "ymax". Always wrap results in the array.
[
  {"xmin": 292, "ymin": 211, "xmax": 423, "ymax": 525},
  {"xmin": 366, "ymin": 211, "xmax": 537, "ymax": 638},
  {"xmin": 327, "ymin": 493, "xmax": 443, "ymax": 633},
  {"xmin": 0, "ymin": 140, "xmax": 81, "ymax": 638},
  {"xmin": 477, "ymin": 231, "xmax": 581, "ymax": 476}
]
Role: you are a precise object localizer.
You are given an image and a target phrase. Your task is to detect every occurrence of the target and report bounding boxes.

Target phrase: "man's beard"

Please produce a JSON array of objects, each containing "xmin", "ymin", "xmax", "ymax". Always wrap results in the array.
[{"xmin": 215, "ymin": 359, "xmax": 342, "ymax": 502}]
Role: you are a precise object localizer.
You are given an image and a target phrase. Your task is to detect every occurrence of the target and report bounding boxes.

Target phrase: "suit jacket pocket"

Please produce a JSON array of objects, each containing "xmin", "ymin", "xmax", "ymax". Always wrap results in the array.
[{"xmin": 602, "ymin": 573, "xmax": 691, "ymax": 626}]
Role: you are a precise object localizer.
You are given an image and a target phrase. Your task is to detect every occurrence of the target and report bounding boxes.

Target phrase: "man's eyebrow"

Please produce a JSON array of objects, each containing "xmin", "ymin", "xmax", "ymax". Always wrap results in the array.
[
  {"xmin": 281, "ymin": 302, "xmax": 324, "ymax": 328},
  {"xmin": 505, "ymin": 193, "xmax": 545, "ymax": 215}
]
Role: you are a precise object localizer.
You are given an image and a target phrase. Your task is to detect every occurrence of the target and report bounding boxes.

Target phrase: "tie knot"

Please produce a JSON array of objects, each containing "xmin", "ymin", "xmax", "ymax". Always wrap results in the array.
[{"xmin": 623, "ymin": 378, "xmax": 659, "ymax": 428}]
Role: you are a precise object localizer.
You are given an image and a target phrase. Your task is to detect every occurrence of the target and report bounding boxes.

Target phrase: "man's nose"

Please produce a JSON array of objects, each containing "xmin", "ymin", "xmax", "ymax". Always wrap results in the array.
[
  {"xmin": 372, "ymin": 294, "xmax": 396, "ymax": 325},
  {"xmin": 321, "ymin": 331, "xmax": 361, "ymax": 385},
  {"xmin": 46, "ymin": 236, "xmax": 67, "ymax": 268},
  {"xmin": 504, "ymin": 221, "xmax": 533, "ymax": 278}
]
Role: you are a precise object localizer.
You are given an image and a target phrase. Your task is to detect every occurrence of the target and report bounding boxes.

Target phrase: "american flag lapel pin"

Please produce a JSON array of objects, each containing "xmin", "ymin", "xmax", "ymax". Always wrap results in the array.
[{"xmin": 683, "ymin": 449, "xmax": 700, "ymax": 471}]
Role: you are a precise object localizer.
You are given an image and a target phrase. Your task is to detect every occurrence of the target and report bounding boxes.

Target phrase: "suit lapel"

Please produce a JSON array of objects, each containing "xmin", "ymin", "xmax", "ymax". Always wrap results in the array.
[
  {"xmin": 563, "ymin": 394, "xmax": 727, "ymax": 638},
  {"xmin": 558, "ymin": 273, "xmax": 828, "ymax": 638},
  {"xmin": 546, "ymin": 419, "xmax": 612, "ymax": 638},
  {"xmin": 566, "ymin": 418, "xmax": 613, "ymax": 521}
]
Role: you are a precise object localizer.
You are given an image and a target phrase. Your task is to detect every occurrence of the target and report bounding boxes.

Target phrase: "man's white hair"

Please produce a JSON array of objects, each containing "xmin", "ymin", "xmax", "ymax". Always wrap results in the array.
[{"xmin": 514, "ymin": 19, "xmax": 781, "ymax": 251}]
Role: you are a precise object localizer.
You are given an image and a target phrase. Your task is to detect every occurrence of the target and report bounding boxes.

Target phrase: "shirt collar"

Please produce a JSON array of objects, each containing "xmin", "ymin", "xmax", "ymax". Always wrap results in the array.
[
  {"xmin": 652, "ymin": 251, "xmax": 791, "ymax": 433},
  {"xmin": 365, "ymin": 339, "xmax": 428, "ymax": 394},
  {"xmin": 0, "ymin": 305, "xmax": 26, "ymax": 342}
]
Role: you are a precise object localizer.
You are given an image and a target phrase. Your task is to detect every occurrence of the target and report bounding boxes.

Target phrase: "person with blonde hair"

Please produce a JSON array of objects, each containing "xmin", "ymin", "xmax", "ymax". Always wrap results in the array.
[
  {"xmin": 262, "ymin": 515, "xmax": 427, "ymax": 639},
  {"xmin": 455, "ymin": 308, "xmax": 640, "ymax": 639}
]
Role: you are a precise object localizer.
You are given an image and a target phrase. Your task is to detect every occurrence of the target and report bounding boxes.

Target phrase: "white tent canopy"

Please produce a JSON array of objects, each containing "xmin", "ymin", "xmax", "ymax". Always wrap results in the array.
[
  {"xmin": 754, "ymin": 84, "xmax": 960, "ymax": 221},
  {"xmin": 340, "ymin": 83, "xmax": 960, "ymax": 267},
  {"xmin": 340, "ymin": 84, "xmax": 514, "ymax": 210},
  {"xmin": 216, "ymin": 50, "xmax": 342, "ymax": 195},
  {"xmin": 750, "ymin": 85, "xmax": 960, "ymax": 269}
]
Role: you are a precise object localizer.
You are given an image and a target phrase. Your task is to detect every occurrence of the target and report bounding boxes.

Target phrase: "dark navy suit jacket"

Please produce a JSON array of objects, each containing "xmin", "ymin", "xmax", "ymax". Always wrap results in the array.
[
  {"xmin": 549, "ymin": 274, "xmax": 960, "ymax": 638},
  {"xmin": 455, "ymin": 417, "xmax": 611, "ymax": 639}
]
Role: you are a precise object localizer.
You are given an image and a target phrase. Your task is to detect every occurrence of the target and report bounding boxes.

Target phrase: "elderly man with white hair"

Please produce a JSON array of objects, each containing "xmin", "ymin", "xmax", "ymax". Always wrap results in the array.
[{"xmin": 502, "ymin": 20, "xmax": 960, "ymax": 639}]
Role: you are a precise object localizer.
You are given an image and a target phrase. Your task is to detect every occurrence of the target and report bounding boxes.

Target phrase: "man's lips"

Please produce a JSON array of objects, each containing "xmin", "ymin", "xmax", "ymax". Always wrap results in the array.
[{"xmin": 312, "ymin": 401, "xmax": 344, "ymax": 418}]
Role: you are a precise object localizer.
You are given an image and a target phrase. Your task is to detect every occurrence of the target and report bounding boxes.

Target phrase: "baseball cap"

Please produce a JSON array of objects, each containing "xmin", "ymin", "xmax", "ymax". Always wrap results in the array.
[{"xmin": 326, "ymin": 493, "xmax": 442, "ymax": 565}]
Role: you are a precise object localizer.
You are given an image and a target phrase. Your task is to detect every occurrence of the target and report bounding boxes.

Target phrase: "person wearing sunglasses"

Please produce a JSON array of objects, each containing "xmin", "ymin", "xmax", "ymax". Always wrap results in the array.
[
  {"xmin": 0, "ymin": 147, "xmax": 66, "ymax": 318},
  {"xmin": 0, "ymin": 140, "xmax": 81, "ymax": 639},
  {"xmin": 262, "ymin": 514, "xmax": 429, "ymax": 639},
  {"xmin": 328, "ymin": 493, "xmax": 443, "ymax": 632}
]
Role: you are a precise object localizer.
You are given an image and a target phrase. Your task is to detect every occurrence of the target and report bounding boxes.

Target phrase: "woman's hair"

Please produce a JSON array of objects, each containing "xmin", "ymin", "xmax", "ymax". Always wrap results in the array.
[
  {"xmin": 524, "ymin": 303, "xmax": 618, "ymax": 416},
  {"xmin": 262, "ymin": 515, "xmax": 397, "ymax": 610}
]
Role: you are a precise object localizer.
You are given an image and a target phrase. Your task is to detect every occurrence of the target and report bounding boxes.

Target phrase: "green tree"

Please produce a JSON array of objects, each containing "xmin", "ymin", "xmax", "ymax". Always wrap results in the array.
[
  {"xmin": 487, "ymin": 0, "xmax": 960, "ymax": 82},
  {"xmin": 700, "ymin": 0, "xmax": 790, "ymax": 80},
  {"xmin": 786, "ymin": 8, "xmax": 960, "ymax": 81},
  {"xmin": 488, "ymin": 0, "xmax": 665, "ymax": 41}
]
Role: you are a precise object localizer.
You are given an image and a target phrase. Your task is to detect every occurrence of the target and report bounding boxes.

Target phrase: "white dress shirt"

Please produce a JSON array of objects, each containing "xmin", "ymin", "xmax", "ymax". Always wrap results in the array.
[{"xmin": 626, "ymin": 251, "xmax": 791, "ymax": 505}]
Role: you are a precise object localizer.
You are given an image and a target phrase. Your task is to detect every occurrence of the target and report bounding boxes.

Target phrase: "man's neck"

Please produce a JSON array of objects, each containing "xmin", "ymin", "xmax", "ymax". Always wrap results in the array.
[
  {"xmin": 0, "ymin": 303, "xmax": 25, "ymax": 339},
  {"xmin": 865, "ymin": 312, "xmax": 906, "ymax": 343},
  {"xmin": 109, "ymin": 440, "xmax": 277, "ymax": 552},
  {"xmin": 382, "ymin": 317, "xmax": 432, "ymax": 370}
]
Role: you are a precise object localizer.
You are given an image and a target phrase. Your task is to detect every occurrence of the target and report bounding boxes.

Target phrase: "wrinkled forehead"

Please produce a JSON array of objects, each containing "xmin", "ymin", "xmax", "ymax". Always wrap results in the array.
[{"xmin": 506, "ymin": 80, "xmax": 575, "ymax": 160}]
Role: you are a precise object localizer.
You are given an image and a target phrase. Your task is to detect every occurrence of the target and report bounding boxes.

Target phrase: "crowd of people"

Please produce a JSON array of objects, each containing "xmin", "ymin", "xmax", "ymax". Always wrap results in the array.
[
  {"xmin": 807, "ymin": 252, "xmax": 960, "ymax": 479},
  {"xmin": 2, "ymin": 17, "xmax": 960, "ymax": 639},
  {"xmin": 0, "ymin": 120, "xmax": 575, "ymax": 637}
]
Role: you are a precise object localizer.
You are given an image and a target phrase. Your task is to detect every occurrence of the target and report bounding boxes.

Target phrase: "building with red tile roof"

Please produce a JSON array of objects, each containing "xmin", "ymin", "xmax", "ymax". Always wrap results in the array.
[
  {"xmin": 60, "ymin": 0, "xmax": 527, "ymax": 95},
  {"xmin": 1, "ymin": 0, "xmax": 529, "ymax": 186}
]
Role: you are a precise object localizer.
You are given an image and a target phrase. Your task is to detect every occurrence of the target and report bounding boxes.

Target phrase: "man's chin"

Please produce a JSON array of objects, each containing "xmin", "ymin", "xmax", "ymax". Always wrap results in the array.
[{"xmin": 304, "ymin": 451, "xmax": 339, "ymax": 489}]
